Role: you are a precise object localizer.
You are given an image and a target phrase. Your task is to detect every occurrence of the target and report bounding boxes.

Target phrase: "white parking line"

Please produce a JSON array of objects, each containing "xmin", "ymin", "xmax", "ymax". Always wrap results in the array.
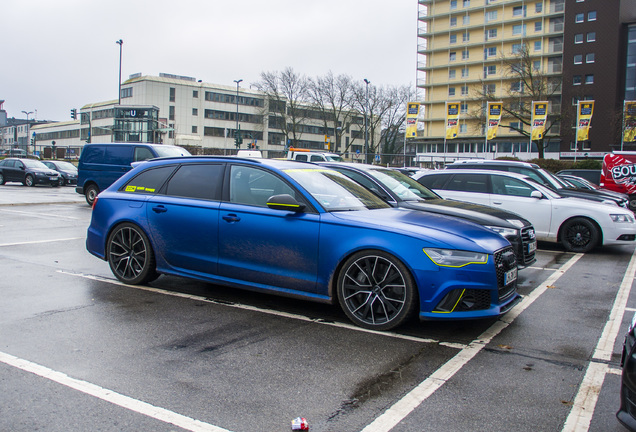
[
  {"xmin": 0, "ymin": 351, "xmax": 231, "ymax": 432},
  {"xmin": 359, "ymin": 253, "xmax": 583, "ymax": 432},
  {"xmin": 0, "ymin": 208, "xmax": 82, "ymax": 220},
  {"xmin": 0, "ymin": 238, "xmax": 83, "ymax": 247},
  {"xmin": 57, "ymin": 270, "xmax": 465, "ymax": 348},
  {"xmin": 562, "ymin": 247, "xmax": 636, "ymax": 431}
]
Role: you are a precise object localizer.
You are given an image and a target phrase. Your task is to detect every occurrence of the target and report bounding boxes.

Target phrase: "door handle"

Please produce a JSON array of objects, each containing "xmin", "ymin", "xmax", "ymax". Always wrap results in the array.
[
  {"xmin": 152, "ymin": 205, "xmax": 167, "ymax": 213},
  {"xmin": 222, "ymin": 214, "xmax": 241, "ymax": 223}
]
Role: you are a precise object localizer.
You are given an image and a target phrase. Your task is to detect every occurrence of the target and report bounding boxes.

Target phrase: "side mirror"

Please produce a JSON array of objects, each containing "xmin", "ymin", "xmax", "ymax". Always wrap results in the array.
[
  {"xmin": 267, "ymin": 194, "xmax": 306, "ymax": 212},
  {"xmin": 530, "ymin": 190, "xmax": 543, "ymax": 199}
]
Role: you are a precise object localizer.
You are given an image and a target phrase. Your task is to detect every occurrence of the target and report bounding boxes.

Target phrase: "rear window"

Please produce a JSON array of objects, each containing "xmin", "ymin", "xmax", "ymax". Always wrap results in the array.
[{"xmin": 417, "ymin": 173, "xmax": 452, "ymax": 190}]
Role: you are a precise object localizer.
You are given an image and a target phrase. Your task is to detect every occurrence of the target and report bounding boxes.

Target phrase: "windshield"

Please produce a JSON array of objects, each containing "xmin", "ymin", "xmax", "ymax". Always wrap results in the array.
[
  {"xmin": 23, "ymin": 160, "xmax": 49, "ymax": 169},
  {"xmin": 284, "ymin": 168, "xmax": 390, "ymax": 211},
  {"xmin": 367, "ymin": 168, "xmax": 440, "ymax": 201},
  {"xmin": 325, "ymin": 154, "xmax": 344, "ymax": 162},
  {"xmin": 537, "ymin": 168, "xmax": 570, "ymax": 190},
  {"xmin": 154, "ymin": 146, "xmax": 191, "ymax": 157},
  {"xmin": 54, "ymin": 161, "xmax": 77, "ymax": 170}
]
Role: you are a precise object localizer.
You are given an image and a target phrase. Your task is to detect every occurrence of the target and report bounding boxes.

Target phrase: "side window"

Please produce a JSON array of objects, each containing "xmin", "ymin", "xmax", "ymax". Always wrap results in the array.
[
  {"xmin": 122, "ymin": 166, "xmax": 177, "ymax": 195},
  {"xmin": 492, "ymin": 175, "xmax": 535, "ymax": 197},
  {"xmin": 295, "ymin": 155, "xmax": 308, "ymax": 162},
  {"xmin": 229, "ymin": 165, "xmax": 296, "ymax": 207},
  {"xmin": 105, "ymin": 146, "xmax": 132, "ymax": 165},
  {"xmin": 4, "ymin": 160, "xmax": 15, "ymax": 168},
  {"xmin": 446, "ymin": 174, "xmax": 489, "ymax": 193},
  {"xmin": 418, "ymin": 174, "xmax": 451, "ymax": 189},
  {"xmin": 134, "ymin": 147, "xmax": 155, "ymax": 162},
  {"xmin": 165, "ymin": 164, "xmax": 224, "ymax": 200},
  {"xmin": 310, "ymin": 155, "xmax": 325, "ymax": 162}
]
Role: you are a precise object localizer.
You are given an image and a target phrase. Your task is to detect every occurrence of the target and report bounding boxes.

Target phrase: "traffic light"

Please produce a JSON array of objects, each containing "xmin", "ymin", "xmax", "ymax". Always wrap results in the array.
[
  {"xmin": 70, "ymin": 108, "xmax": 77, "ymax": 119},
  {"xmin": 234, "ymin": 130, "xmax": 243, "ymax": 148}
]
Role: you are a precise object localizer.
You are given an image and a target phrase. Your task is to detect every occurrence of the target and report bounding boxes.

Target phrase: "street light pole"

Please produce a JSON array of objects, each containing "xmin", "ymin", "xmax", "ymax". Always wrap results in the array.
[
  {"xmin": 116, "ymin": 39, "xmax": 123, "ymax": 105},
  {"xmin": 364, "ymin": 78, "xmax": 370, "ymax": 164},
  {"xmin": 21, "ymin": 110, "xmax": 33, "ymax": 154},
  {"xmin": 234, "ymin": 79, "xmax": 243, "ymax": 147}
]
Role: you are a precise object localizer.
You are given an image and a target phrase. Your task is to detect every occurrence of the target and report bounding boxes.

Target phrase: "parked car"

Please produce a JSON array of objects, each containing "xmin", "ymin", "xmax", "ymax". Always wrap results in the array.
[
  {"xmin": 76, "ymin": 142, "xmax": 190, "ymax": 205},
  {"xmin": 0, "ymin": 158, "xmax": 60, "ymax": 187},
  {"xmin": 86, "ymin": 157, "xmax": 520, "ymax": 330},
  {"xmin": 556, "ymin": 169, "xmax": 601, "ymax": 185},
  {"xmin": 1, "ymin": 148, "xmax": 28, "ymax": 158},
  {"xmin": 446, "ymin": 160, "xmax": 630, "ymax": 210},
  {"xmin": 557, "ymin": 174, "xmax": 630, "ymax": 204},
  {"xmin": 42, "ymin": 160, "xmax": 78, "ymax": 186},
  {"xmin": 414, "ymin": 169, "xmax": 636, "ymax": 253},
  {"xmin": 618, "ymin": 312, "xmax": 636, "ymax": 431},
  {"xmin": 318, "ymin": 162, "xmax": 536, "ymax": 267}
]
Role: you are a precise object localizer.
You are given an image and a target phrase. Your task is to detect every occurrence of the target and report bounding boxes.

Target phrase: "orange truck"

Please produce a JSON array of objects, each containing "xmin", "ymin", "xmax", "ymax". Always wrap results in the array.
[{"xmin": 601, "ymin": 152, "xmax": 636, "ymax": 209}]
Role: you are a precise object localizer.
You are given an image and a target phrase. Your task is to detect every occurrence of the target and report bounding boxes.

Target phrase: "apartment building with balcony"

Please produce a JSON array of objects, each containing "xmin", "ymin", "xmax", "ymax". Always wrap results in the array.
[{"xmin": 416, "ymin": 0, "xmax": 636, "ymax": 162}]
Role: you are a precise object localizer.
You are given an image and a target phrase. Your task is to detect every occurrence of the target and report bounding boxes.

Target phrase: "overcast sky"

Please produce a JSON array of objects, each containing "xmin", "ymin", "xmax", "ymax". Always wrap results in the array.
[{"xmin": 2, "ymin": 0, "xmax": 417, "ymax": 122}]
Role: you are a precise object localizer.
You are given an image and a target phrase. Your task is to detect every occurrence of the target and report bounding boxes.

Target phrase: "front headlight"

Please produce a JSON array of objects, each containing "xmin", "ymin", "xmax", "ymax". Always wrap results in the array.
[
  {"xmin": 610, "ymin": 213, "xmax": 635, "ymax": 223},
  {"xmin": 485, "ymin": 225, "xmax": 519, "ymax": 238},
  {"xmin": 423, "ymin": 248, "xmax": 488, "ymax": 267}
]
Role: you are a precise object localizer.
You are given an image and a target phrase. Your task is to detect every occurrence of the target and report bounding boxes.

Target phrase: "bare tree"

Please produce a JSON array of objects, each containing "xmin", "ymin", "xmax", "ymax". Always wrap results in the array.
[
  {"xmin": 253, "ymin": 67, "xmax": 309, "ymax": 148},
  {"xmin": 378, "ymin": 85, "xmax": 416, "ymax": 166}
]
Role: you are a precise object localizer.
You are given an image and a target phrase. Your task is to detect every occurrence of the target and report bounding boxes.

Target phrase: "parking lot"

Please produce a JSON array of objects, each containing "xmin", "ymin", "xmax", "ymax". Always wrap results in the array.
[{"xmin": 0, "ymin": 184, "xmax": 634, "ymax": 432}]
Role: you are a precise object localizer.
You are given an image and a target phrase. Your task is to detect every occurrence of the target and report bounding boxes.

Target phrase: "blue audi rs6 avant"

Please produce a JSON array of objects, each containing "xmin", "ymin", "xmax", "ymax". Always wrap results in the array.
[{"xmin": 86, "ymin": 157, "xmax": 520, "ymax": 330}]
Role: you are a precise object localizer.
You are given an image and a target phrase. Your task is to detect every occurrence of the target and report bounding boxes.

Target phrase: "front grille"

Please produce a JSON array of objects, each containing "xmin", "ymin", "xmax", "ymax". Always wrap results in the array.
[
  {"xmin": 454, "ymin": 289, "xmax": 491, "ymax": 311},
  {"xmin": 495, "ymin": 246, "xmax": 517, "ymax": 301},
  {"xmin": 520, "ymin": 227, "xmax": 537, "ymax": 265}
]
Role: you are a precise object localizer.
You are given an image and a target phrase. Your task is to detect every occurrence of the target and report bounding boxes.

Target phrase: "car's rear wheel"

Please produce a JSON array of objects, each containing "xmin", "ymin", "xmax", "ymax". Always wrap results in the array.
[
  {"xmin": 25, "ymin": 175, "xmax": 35, "ymax": 187},
  {"xmin": 337, "ymin": 250, "xmax": 417, "ymax": 330},
  {"xmin": 85, "ymin": 184, "xmax": 99, "ymax": 206},
  {"xmin": 0, "ymin": 173, "xmax": 4, "ymax": 185},
  {"xmin": 107, "ymin": 223, "xmax": 158, "ymax": 285},
  {"xmin": 560, "ymin": 217, "xmax": 599, "ymax": 253}
]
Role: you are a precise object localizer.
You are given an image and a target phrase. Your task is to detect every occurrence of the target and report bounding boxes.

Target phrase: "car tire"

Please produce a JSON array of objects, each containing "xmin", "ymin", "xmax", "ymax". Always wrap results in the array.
[
  {"xmin": 560, "ymin": 217, "xmax": 599, "ymax": 253},
  {"xmin": 59, "ymin": 177, "xmax": 66, "ymax": 186},
  {"xmin": 107, "ymin": 223, "xmax": 158, "ymax": 285},
  {"xmin": 85, "ymin": 184, "xmax": 99, "ymax": 206},
  {"xmin": 0, "ymin": 173, "xmax": 4, "ymax": 185},
  {"xmin": 336, "ymin": 250, "xmax": 417, "ymax": 330},
  {"xmin": 25, "ymin": 175, "xmax": 35, "ymax": 187}
]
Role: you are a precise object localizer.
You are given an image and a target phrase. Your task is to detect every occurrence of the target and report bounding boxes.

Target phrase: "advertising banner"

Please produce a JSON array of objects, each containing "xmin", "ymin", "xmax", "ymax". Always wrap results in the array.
[
  {"xmin": 445, "ymin": 102, "xmax": 460, "ymax": 139},
  {"xmin": 576, "ymin": 101, "xmax": 594, "ymax": 141},
  {"xmin": 406, "ymin": 102, "xmax": 420, "ymax": 138},
  {"xmin": 486, "ymin": 102, "xmax": 503, "ymax": 140},
  {"xmin": 531, "ymin": 101, "xmax": 548, "ymax": 141},
  {"xmin": 624, "ymin": 101, "xmax": 636, "ymax": 143}
]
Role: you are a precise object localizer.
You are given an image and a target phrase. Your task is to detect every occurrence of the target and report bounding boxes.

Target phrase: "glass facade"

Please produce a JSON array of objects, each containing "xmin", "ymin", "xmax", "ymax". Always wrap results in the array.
[
  {"xmin": 626, "ymin": 25, "xmax": 636, "ymax": 101},
  {"xmin": 113, "ymin": 107, "xmax": 159, "ymax": 143}
]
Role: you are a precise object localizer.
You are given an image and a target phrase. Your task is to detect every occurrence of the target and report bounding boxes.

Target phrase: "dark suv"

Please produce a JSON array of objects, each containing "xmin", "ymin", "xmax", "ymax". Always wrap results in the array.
[
  {"xmin": 318, "ymin": 162, "xmax": 537, "ymax": 267},
  {"xmin": 446, "ymin": 160, "xmax": 629, "ymax": 210}
]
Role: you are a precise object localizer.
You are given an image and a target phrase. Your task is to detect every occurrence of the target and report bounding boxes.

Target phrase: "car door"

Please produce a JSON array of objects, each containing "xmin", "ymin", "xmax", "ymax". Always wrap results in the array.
[
  {"xmin": 218, "ymin": 164, "xmax": 320, "ymax": 293},
  {"xmin": 145, "ymin": 163, "xmax": 224, "ymax": 275},
  {"xmin": 7, "ymin": 160, "xmax": 24, "ymax": 182},
  {"xmin": 488, "ymin": 174, "xmax": 553, "ymax": 239},
  {"xmin": 436, "ymin": 173, "xmax": 492, "ymax": 206}
]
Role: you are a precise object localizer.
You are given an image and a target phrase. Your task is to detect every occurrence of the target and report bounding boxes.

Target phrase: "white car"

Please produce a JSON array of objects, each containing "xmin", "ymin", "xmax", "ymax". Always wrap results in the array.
[{"xmin": 414, "ymin": 169, "xmax": 636, "ymax": 253}]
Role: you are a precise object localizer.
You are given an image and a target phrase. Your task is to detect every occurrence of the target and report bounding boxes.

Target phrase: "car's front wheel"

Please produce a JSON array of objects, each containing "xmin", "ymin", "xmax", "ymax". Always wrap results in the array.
[
  {"xmin": 24, "ymin": 174, "xmax": 35, "ymax": 187},
  {"xmin": 107, "ymin": 223, "xmax": 158, "ymax": 285},
  {"xmin": 337, "ymin": 250, "xmax": 417, "ymax": 330},
  {"xmin": 59, "ymin": 177, "xmax": 66, "ymax": 186},
  {"xmin": 560, "ymin": 217, "xmax": 599, "ymax": 253}
]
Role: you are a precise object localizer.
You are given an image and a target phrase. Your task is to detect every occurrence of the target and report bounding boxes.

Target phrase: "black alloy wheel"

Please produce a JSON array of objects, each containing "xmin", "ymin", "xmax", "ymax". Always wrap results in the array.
[
  {"xmin": 560, "ymin": 217, "xmax": 599, "ymax": 253},
  {"xmin": 107, "ymin": 223, "xmax": 158, "ymax": 285},
  {"xmin": 337, "ymin": 250, "xmax": 416, "ymax": 330}
]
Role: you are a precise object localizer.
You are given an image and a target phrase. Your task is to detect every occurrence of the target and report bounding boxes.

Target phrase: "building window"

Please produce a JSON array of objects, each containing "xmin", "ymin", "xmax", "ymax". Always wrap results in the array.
[
  {"xmin": 512, "ymin": 43, "xmax": 523, "ymax": 54},
  {"xmin": 192, "ymin": 126, "xmax": 198, "ymax": 133},
  {"xmin": 585, "ymin": 74, "xmax": 594, "ymax": 84},
  {"xmin": 450, "ymin": 34, "xmax": 457, "ymax": 44},
  {"xmin": 460, "ymin": 102, "xmax": 468, "ymax": 113},
  {"xmin": 193, "ymin": 90, "xmax": 199, "ymax": 98},
  {"xmin": 534, "ymin": 41, "xmax": 542, "ymax": 51},
  {"xmin": 483, "ymin": 84, "xmax": 496, "ymax": 94},
  {"xmin": 573, "ymin": 75, "xmax": 582, "ymax": 85},
  {"xmin": 463, "ymin": 0, "xmax": 470, "ymax": 7},
  {"xmin": 535, "ymin": 2, "xmax": 543, "ymax": 13},
  {"xmin": 169, "ymin": 106, "xmax": 175, "ymax": 120},
  {"xmin": 511, "ymin": 81, "xmax": 523, "ymax": 92},
  {"xmin": 169, "ymin": 87, "xmax": 176, "ymax": 102},
  {"xmin": 513, "ymin": 6, "xmax": 526, "ymax": 17},
  {"xmin": 463, "ymin": 15, "xmax": 470, "ymax": 25},
  {"xmin": 121, "ymin": 87, "xmax": 133, "ymax": 98},
  {"xmin": 450, "ymin": 16, "xmax": 457, "ymax": 26},
  {"xmin": 513, "ymin": 24, "xmax": 526, "ymax": 36},
  {"xmin": 484, "ymin": 47, "xmax": 497, "ymax": 59},
  {"xmin": 535, "ymin": 21, "xmax": 542, "ymax": 32},
  {"xmin": 575, "ymin": 33, "xmax": 583, "ymax": 44},
  {"xmin": 461, "ymin": 67, "xmax": 469, "ymax": 77},
  {"xmin": 449, "ymin": 87, "xmax": 456, "ymax": 96},
  {"xmin": 586, "ymin": 53, "xmax": 595, "ymax": 63},
  {"xmin": 449, "ymin": 69, "xmax": 456, "ymax": 79},
  {"xmin": 575, "ymin": 13, "xmax": 584, "ymax": 23},
  {"xmin": 462, "ymin": 49, "xmax": 470, "ymax": 59},
  {"xmin": 533, "ymin": 60, "xmax": 541, "ymax": 71},
  {"xmin": 463, "ymin": 31, "xmax": 470, "ymax": 42},
  {"xmin": 451, "ymin": 0, "xmax": 457, "ymax": 9},
  {"xmin": 460, "ymin": 124, "xmax": 468, "ymax": 133},
  {"xmin": 461, "ymin": 85, "xmax": 469, "ymax": 95},
  {"xmin": 485, "ymin": 28, "xmax": 497, "ymax": 40},
  {"xmin": 587, "ymin": 32, "xmax": 596, "ymax": 42},
  {"xmin": 485, "ymin": 10, "xmax": 497, "ymax": 22},
  {"xmin": 574, "ymin": 54, "xmax": 582, "ymax": 64},
  {"xmin": 450, "ymin": 52, "xmax": 457, "ymax": 61},
  {"xmin": 588, "ymin": 11, "xmax": 596, "ymax": 21},
  {"xmin": 192, "ymin": 108, "xmax": 198, "ymax": 116}
]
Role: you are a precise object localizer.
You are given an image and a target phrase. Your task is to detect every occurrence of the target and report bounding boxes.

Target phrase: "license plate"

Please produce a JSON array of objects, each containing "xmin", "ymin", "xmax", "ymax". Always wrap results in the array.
[
  {"xmin": 528, "ymin": 241, "xmax": 537, "ymax": 253},
  {"xmin": 50, "ymin": 177, "xmax": 57, "ymax": 181},
  {"xmin": 504, "ymin": 267, "xmax": 518, "ymax": 285}
]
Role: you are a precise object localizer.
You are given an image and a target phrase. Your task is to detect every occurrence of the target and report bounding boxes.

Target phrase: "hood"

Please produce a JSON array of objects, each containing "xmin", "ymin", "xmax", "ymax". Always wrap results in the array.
[
  {"xmin": 402, "ymin": 198, "xmax": 530, "ymax": 229},
  {"xmin": 330, "ymin": 207, "xmax": 511, "ymax": 253}
]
